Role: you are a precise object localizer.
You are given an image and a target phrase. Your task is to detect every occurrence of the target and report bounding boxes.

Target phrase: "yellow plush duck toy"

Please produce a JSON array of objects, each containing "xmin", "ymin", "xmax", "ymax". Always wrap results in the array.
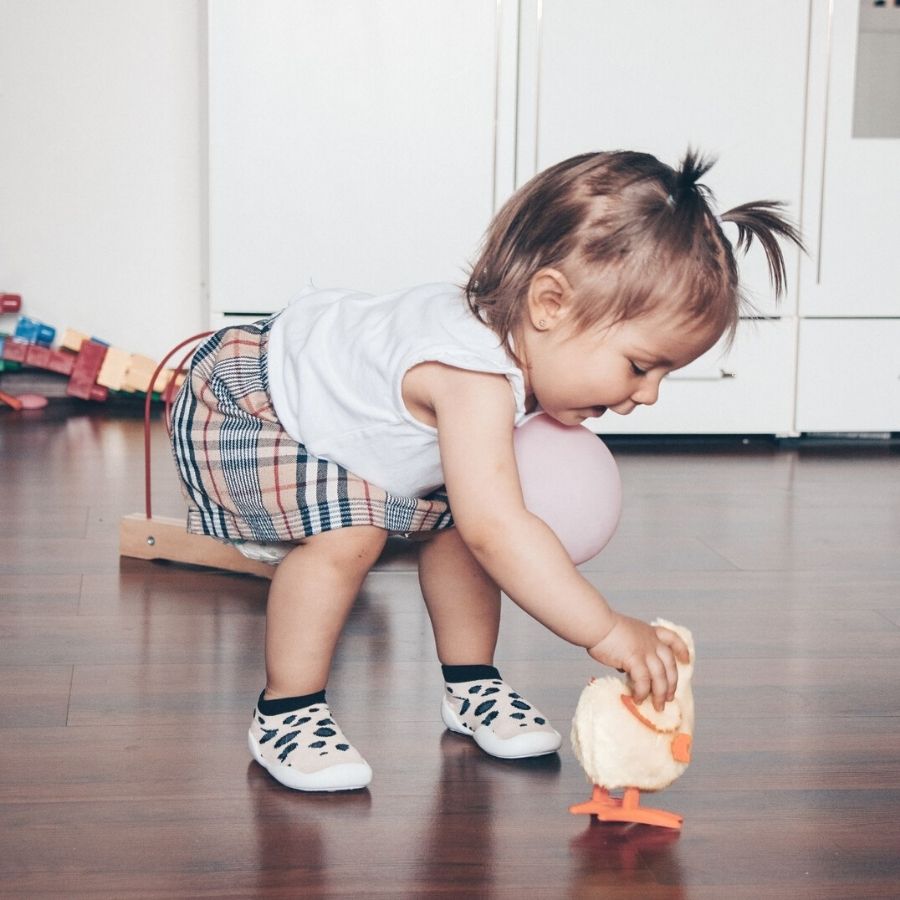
[{"xmin": 569, "ymin": 618, "xmax": 695, "ymax": 829}]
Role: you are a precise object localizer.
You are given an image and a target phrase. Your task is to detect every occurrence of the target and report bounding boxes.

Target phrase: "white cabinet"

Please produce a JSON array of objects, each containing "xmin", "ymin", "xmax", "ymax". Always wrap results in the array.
[
  {"xmin": 795, "ymin": 1, "xmax": 900, "ymax": 433},
  {"xmin": 208, "ymin": 1, "xmax": 507, "ymax": 318},
  {"xmin": 800, "ymin": 0, "xmax": 900, "ymax": 317},
  {"xmin": 796, "ymin": 319, "xmax": 900, "ymax": 432},
  {"xmin": 526, "ymin": 0, "xmax": 809, "ymax": 319},
  {"xmin": 515, "ymin": 0, "xmax": 809, "ymax": 434}
]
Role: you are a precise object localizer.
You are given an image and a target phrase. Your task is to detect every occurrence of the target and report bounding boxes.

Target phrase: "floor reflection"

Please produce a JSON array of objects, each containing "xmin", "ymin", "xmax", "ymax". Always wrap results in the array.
[
  {"xmin": 569, "ymin": 813, "xmax": 684, "ymax": 896},
  {"xmin": 248, "ymin": 759, "xmax": 372, "ymax": 894},
  {"xmin": 416, "ymin": 731, "xmax": 561, "ymax": 895}
]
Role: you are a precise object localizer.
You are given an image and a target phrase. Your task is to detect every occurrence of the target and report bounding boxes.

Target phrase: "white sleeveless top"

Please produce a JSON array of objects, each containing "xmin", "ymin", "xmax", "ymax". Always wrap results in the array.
[{"xmin": 266, "ymin": 282, "xmax": 528, "ymax": 497}]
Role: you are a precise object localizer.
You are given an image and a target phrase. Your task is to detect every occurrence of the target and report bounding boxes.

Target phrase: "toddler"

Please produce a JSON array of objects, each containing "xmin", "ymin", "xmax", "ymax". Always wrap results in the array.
[{"xmin": 171, "ymin": 149, "xmax": 801, "ymax": 792}]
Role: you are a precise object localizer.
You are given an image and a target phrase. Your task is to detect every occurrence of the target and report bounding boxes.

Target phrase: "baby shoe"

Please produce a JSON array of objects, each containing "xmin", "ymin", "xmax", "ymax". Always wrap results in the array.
[
  {"xmin": 248, "ymin": 693, "xmax": 372, "ymax": 791},
  {"xmin": 441, "ymin": 673, "xmax": 562, "ymax": 759}
]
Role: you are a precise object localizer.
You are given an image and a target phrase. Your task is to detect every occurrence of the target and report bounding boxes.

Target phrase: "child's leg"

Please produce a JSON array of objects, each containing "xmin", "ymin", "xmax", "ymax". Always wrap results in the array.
[
  {"xmin": 417, "ymin": 526, "xmax": 501, "ymax": 664},
  {"xmin": 250, "ymin": 524, "xmax": 387, "ymax": 792},
  {"xmin": 417, "ymin": 528, "xmax": 561, "ymax": 759},
  {"xmin": 264, "ymin": 525, "xmax": 388, "ymax": 698}
]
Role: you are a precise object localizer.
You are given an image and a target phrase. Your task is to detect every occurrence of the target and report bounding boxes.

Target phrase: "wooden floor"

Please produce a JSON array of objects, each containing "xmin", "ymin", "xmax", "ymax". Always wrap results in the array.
[{"xmin": 1, "ymin": 402, "xmax": 899, "ymax": 899}]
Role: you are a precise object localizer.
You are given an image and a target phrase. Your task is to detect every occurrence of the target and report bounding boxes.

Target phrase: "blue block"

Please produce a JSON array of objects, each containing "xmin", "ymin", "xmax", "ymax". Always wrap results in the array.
[{"xmin": 14, "ymin": 316, "xmax": 56, "ymax": 346}]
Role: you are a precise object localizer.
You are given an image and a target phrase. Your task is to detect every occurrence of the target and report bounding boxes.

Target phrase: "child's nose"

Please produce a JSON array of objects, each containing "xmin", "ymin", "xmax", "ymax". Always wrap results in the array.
[{"xmin": 632, "ymin": 380, "xmax": 660, "ymax": 406}]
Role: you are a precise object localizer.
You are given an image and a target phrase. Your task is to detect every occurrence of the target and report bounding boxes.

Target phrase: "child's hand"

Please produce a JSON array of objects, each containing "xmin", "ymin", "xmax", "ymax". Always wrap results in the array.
[{"xmin": 587, "ymin": 615, "xmax": 690, "ymax": 711}]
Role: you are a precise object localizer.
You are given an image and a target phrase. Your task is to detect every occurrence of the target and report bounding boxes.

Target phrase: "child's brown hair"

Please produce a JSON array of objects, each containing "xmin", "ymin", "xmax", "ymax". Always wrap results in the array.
[{"xmin": 465, "ymin": 150, "xmax": 803, "ymax": 357}]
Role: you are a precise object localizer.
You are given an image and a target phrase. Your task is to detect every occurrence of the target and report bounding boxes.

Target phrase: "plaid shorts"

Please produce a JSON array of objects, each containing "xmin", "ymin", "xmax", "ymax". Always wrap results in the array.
[{"xmin": 169, "ymin": 318, "xmax": 453, "ymax": 542}]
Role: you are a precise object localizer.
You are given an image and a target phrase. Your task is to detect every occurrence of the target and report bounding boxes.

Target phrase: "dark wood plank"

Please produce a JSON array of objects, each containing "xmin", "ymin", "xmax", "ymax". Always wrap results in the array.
[{"xmin": 0, "ymin": 666, "xmax": 73, "ymax": 727}]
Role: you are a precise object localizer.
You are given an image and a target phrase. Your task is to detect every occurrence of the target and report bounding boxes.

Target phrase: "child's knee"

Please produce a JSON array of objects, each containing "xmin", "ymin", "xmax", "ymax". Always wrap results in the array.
[{"xmin": 307, "ymin": 525, "xmax": 388, "ymax": 570}]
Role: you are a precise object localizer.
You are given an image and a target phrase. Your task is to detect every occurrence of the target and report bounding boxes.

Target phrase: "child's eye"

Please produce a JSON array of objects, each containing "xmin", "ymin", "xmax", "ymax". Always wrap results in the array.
[{"xmin": 630, "ymin": 361, "xmax": 647, "ymax": 376}]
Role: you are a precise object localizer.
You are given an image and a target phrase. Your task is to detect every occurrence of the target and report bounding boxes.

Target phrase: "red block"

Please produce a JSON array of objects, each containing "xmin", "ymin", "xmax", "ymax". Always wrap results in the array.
[
  {"xmin": 23, "ymin": 344, "xmax": 75, "ymax": 376},
  {"xmin": 1, "ymin": 338, "xmax": 28, "ymax": 363},
  {"xmin": 0, "ymin": 294, "xmax": 22, "ymax": 313},
  {"xmin": 66, "ymin": 340, "xmax": 108, "ymax": 401}
]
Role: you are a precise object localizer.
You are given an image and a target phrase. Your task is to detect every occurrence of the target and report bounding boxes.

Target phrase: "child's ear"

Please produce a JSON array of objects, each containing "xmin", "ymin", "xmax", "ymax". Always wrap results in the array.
[{"xmin": 526, "ymin": 268, "xmax": 575, "ymax": 331}]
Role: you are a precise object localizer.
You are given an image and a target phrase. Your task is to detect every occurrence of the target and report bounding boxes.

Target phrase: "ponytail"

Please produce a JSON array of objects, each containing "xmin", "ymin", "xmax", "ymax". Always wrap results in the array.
[
  {"xmin": 667, "ymin": 149, "xmax": 804, "ymax": 299},
  {"xmin": 669, "ymin": 148, "xmax": 715, "ymax": 208},
  {"xmin": 720, "ymin": 201, "xmax": 805, "ymax": 298},
  {"xmin": 662, "ymin": 149, "xmax": 716, "ymax": 253}
]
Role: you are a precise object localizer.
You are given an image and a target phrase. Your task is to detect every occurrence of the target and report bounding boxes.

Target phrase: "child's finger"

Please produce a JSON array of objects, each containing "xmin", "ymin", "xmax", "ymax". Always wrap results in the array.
[
  {"xmin": 656, "ymin": 626, "xmax": 690, "ymax": 664},
  {"xmin": 647, "ymin": 657, "xmax": 669, "ymax": 712},
  {"xmin": 629, "ymin": 664, "xmax": 651, "ymax": 704},
  {"xmin": 659, "ymin": 646, "xmax": 679, "ymax": 701}
]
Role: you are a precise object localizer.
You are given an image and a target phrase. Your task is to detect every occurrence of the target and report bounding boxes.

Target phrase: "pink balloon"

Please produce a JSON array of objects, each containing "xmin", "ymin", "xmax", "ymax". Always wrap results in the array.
[{"xmin": 513, "ymin": 414, "xmax": 622, "ymax": 564}]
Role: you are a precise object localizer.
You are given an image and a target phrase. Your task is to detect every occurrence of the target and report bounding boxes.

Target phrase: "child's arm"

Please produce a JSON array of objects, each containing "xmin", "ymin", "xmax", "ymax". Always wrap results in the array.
[{"xmin": 421, "ymin": 364, "xmax": 688, "ymax": 710}]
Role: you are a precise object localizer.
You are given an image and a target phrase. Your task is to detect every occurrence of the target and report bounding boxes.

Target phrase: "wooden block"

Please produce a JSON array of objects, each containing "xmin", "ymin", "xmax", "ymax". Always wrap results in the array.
[
  {"xmin": 97, "ymin": 347, "xmax": 133, "ymax": 391},
  {"xmin": 1, "ymin": 338, "xmax": 28, "ymax": 363},
  {"xmin": 66, "ymin": 340, "xmax": 108, "ymax": 401},
  {"xmin": 126, "ymin": 365, "xmax": 175, "ymax": 394},
  {"xmin": 0, "ymin": 341, "xmax": 74, "ymax": 375},
  {"xmin": 119, "ymin": 513, "xmax": 276, "ymax": 580},
  {"xmin": 0, "ymin": 335, "xmax": 21, "ymax": 372},
  {"xmin": 59, "ymin": 329, "xmax": 90, "ymax": 352},
  {"xmin": 121, "ymin": 355, "xmax": 158, "ymax": 393},
  {"xmin": 23, "ymin": 344, "xmax": 75, "ymax": 376},
  {"xmin": 153, "ymin": 368, "xmax": 176, "ymax": 394},
  {"xmin": 14, "ymin": 316, "xmax": 55, "ymax": 345}
]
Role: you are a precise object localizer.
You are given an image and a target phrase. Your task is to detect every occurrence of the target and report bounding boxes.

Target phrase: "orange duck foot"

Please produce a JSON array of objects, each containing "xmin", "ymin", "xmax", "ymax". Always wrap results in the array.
[{"xmin": 569, "ymin": 785, "xmax": 683, "ymax": 830}]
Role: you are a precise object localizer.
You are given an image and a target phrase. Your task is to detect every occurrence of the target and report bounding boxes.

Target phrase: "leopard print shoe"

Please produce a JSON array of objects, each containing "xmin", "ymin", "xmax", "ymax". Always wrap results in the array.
[
  {"xmin": 248, "ymin": 695, "xmax": 372, "ymax": 791},
  {"xmin": 441, "ymin": 677, "xmax": 562, "ymax": 759}
]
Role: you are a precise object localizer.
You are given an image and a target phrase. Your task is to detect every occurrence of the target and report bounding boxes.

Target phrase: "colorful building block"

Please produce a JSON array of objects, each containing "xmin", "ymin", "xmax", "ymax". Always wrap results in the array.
[
  {"xmin": 121, "ymin": 355, "xmax": 156, "ymax": 393},
  {"xmin": 121, "ymin": 354, "xmax": 174, "ymax": 394},
  {"xmin": 0, "ymin": 338, "xmax": 75, "ymax": 374},
  {"xmin": 97, "ymin": 346, "xmax": 133, "ymax": 391},
  {"xmin": 0, "ymin": 334, "xmax": 13, "ymax": 372},
  {"xmin": 0, "ymin": 294, "xmax": 22, "ymax": 313},
  {"xmin": 21, "ymin": 344, "xmax": 75, "ymax": 375},
  {"xmin": 66, "ymin": 339, "xmax": 108, "ymax": 401},
  {"xmin": 14, "ymin": 316, "xmax": 56, "ymax": 346},
  {"xmin": 2, "ymin": 320, "xmax": 178, "ymax": 404},
  {"xmin": 59, "ymin": 329, "xmax": 90, "ymax": 353},
  {"xmin": 1, "ymin": 338, "xmax": 28, "ymax": 364}
]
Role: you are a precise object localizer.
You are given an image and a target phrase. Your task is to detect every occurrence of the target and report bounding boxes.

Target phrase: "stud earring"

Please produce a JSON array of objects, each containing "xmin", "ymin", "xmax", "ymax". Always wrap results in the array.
[{"xmin": 538, "ymin": 319, "xmax": 547, "ymax": 329}]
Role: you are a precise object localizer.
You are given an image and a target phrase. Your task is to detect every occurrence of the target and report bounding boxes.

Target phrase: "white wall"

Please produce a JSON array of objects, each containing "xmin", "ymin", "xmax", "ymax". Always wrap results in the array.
[{"xmin": 0, "ymin": 0, "xmax": 204, "ymax": 361}]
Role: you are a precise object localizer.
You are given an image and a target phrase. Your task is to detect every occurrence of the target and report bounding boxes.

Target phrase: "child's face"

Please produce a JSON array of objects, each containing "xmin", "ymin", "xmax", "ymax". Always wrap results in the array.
[{"xmin": 521, "ymin": 303, "xmax": 718, "ymax": 427}]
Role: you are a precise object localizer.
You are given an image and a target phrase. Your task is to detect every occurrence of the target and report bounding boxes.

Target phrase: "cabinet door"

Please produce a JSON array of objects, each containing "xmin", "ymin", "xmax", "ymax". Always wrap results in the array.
[
  {"xmin": 800, "ymin": 1, "xmax": 900, "ymax": 316},
  {"xmin": 590, "ymin": 319, "xmax": 797, "ymax": 435},
  {"xmin": 525, "ymin": 0, "xmax": 809, "ymax": 317},
  {"xmin": 796, "ymin": 319, "xmax": 900, "ymax": 432},
  {"xmin": 208, "ymin": 1, "xmax": 501, "ymax": 317}
]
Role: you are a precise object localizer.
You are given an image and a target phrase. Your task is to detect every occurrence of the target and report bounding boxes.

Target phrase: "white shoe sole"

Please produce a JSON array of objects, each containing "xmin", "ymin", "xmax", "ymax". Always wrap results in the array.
[
  {"xmin": 441, "ymin": 695, "xmax": 562, "ymax": 759},
  {"xmin": 248, "ymin": 730, "xmax": 372, "ymax": 791}
]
